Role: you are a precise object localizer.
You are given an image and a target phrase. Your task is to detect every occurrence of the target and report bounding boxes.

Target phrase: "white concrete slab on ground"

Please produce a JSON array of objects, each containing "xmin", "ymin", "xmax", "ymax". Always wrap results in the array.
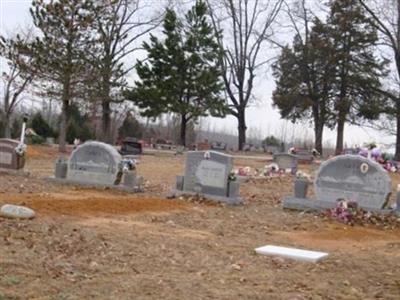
[{"xmin": 255, "ymin": 245, "xmax": 328, "ymax": 263}]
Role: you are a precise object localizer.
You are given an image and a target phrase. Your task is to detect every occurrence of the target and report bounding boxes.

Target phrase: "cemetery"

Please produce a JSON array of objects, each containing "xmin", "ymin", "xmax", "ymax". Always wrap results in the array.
[
  {"xmin": 1, "ymin": 0, "xmax": 400, "ymax": 299},
  {"xmin": 0, "ymin": 143, "xmax": 400, "ymax": 299}
]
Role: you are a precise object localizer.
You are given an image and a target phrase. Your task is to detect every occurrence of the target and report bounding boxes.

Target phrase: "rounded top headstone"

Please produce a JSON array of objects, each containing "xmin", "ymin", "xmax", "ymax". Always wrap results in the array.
[
  {"xmin": 314, "ymin": 155, "xmax": 392, "ymax": 210},
  {"xmin": 67, "ymin": 141, "xmax": 122, "ymax": 185}
]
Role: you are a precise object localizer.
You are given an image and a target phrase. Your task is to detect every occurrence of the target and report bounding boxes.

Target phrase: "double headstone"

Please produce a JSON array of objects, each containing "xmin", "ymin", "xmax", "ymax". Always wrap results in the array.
[
  {"xmin": 283, "ymin": 155, "xmax": 393, "ymax": 212},
  {"xmin": 174, "ymin": 151, "xmax": 242, "ymax": 204},
  {"xmin": 0, "ymin": 139, "xmax": 25, "ymax": 171}
]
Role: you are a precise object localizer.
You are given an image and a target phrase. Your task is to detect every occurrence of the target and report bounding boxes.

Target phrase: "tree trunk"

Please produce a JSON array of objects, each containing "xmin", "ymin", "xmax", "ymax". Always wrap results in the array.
[
  {"xmin": 4, "ymin": 114, "xmax": 11, "ymax": 139},
  {"xmin": 395, "ymin": 103, "xmax": 400, "ymax": 161},
  {"xmin": 335, "ymin": 112, "xmax": 346, "ymax": 155},
  {"xmin": 237, "ymin": 109, "xmax": 247, "ymax": 151},
  {"xmin": 312, "ymin": 103, "xmax": 324, "ymax": 156},
  {"xmin": 101, "ymin": 71, "xmax": 112, "ymax": 144},
  {"xmin": 59, "ymin": 99, "xmax": 69, "ymax": 153},
  {"xmin": 180, "ymin": 114, "xmax": 187, "ymax": 146},
  {"xmin": 314, "ymin": 122, "xmax": 323, "ymax": 156},
  {"xmin": 102, "ymin": 100, "xmax": 112, "ymax": 143},
  {"xmin": 59, "ymin": 74, "xmax": 71, "ymax": 153}
]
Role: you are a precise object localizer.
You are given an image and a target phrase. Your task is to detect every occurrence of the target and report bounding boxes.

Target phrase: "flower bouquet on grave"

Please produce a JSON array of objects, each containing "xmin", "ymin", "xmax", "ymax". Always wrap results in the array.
[
  {"xmin": 262, "ymin": 163, "xmax": 279, "ymax": 177},
  {"xmin": 228, "ymin": 171, "xmax": 237, "ymax": 182},
  {"xmin": 329, "ymin": 199, "xmax": 358, "ymax": 225}
]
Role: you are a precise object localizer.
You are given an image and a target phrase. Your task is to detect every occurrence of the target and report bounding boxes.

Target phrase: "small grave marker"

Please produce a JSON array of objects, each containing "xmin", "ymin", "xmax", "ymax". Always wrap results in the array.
[{"xmin": 255, "ymin": 245, "xmax": 329, "ymax": 263}]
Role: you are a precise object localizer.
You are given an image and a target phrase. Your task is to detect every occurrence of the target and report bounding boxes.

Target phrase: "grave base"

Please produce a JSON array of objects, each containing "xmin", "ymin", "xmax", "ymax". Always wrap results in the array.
[
  {"xmin": 283, "ymin": 196, "xmax": 398, "ymax": 215},
  {"xmin": 0, "ymin": 168, "xmax": 29, "ymax": 176},
  {"xmin": 46, "ymin": 176, "xmax": 143, "ymax": 193},
  {"xmin": 172, "ymin": 189, "xmax": 243, "ymax": 205}
]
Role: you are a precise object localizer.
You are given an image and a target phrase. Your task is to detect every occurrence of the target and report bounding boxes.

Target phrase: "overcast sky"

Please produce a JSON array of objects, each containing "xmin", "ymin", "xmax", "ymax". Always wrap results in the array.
[{"xmin": 0, "ymin": 0, "xmax": 395, "ymax": 148}]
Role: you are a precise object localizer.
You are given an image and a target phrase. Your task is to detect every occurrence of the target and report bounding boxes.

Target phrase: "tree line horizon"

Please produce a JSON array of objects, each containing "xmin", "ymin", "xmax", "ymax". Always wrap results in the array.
[{"xmin": 1, "ymin": 0, "xmax": 400, "ymax": 158}]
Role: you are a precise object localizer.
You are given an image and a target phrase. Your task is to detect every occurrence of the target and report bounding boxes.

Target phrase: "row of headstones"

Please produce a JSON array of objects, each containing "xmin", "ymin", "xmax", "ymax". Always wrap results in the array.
[
  {"xmin": 51, "ymin": 142, "xmax": 240, "ymax": 201},
  {"xmin": 175, "ymin": 150, "xmax": 397, "ymax": 211},
  {"xmin": 0, "ymin": 138, "xmax": 397, "ymax": 211}
]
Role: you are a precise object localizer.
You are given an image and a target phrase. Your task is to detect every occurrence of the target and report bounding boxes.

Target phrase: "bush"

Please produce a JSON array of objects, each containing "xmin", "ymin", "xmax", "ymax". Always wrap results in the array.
[
  {"xmin": 11, "ymin": 117, "xmax": 22, "ymax": 139},
  {"xmin": 66, "ymin": 117, "xmax": 94, "ymax": 144},
  {"xmin": 31, "ymin": 113, "xmax": 55, "ymax": 138},
  {"xmin": 262, "ymin": 135, "xmax": 281, "ymax": 147},
  {"xmin": 118, "ymin": 114, "xmax": 143, "ymax": 139},
  {"xmin": 27, "ymin": 134, "xmax": 45, "ymax": 145}
]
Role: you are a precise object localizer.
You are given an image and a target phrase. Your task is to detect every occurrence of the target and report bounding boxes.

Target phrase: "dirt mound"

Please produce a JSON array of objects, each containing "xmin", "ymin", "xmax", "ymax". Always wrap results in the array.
[
  {"xmin": 3, "ymin": 194, "xmax": 188, "ymax": 217},
  {"xmin": 278, "ymin": 224, "xmax": 400, "ymax": 250}
]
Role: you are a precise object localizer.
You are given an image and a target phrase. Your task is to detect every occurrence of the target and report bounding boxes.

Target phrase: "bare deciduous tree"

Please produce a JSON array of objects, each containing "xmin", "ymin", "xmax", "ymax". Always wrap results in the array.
[
  {"xmin": 206, "ymin": 0, "xmax": 283, "ymax": 150},
  {"xmin": 358, "ymin": 0, "xmax": 400, "ymax": 159},
  {"xmin": 0, "ymin": 30, "xmax": 35, "ymax": 138},
  {"xmin": 92, "ymin": 0, "xmax": 164, "ymax": 143}
]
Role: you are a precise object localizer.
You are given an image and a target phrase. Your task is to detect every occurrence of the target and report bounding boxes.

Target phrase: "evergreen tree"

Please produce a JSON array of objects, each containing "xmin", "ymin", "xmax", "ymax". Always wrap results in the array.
[
  {"xmin": 262, "ymin": 135, "xmax": 281, "ymax": 147},
  {"xmin": 273, "ymin": 18, "xmax": 335, "ymax": 155},
  {"xmin": 273, "ymin": 0, "xmax": 387, "ymax": 154},
  {"xmin": 118, "ymin": 114, "xmax": 143, "ymax": 139},
  {"xmin": 126, "ymin": 1, "xmax": 226, "ymax": 146},
  {"xmin": 327, "ymin": 0, "xmax": 387, "ymax": 154},
  {"xmin": 65, "ymin": 103, "xmax": 94, "ymax": 143},
  {"xmin": 31, "ymin": 112, "xmax": 55, "ymax": 138}
]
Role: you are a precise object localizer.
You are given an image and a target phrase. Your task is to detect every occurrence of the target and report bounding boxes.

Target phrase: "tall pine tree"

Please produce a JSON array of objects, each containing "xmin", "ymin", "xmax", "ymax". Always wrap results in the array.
[
  {"xmin": 126, "ymin": 1, "xmax": 226, "ymax": 146},
  {"xmin": 327, "ymin": 0, "xmax": 387, "ymax": 154},
  {"xmin": 273, "ymin": 18, "xmax": 335, "ymax": 154},
  {"xmin": 273, "ymin": 0, "xmax": 387, "ymax": 154}
]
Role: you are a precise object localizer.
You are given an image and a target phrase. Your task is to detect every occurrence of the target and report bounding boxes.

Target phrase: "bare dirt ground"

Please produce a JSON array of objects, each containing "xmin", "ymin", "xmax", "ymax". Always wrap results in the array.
[{"xmin": 1, "ymin": 145, "xmax": 400, "ymax": 299}]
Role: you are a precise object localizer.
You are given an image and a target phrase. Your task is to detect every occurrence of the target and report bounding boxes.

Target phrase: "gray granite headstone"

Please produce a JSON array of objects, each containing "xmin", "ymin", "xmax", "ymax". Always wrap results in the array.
[
  {"xmin": 183, "ymin": 151, "xmax": 232, "ymax": 197},
  {"xmin": 314, "ymin": 155, "xmax": 391, "ymax": 210},
  {"xmin": 67, "ymin": 141, "xmax": 122, "ymax": 185},
  {"xmin": 273, "ymin": 153, "xmax": 298, "ymax": 170},
  {"xmin": 296, "ymin": 149, "xmax": 314, "ymax": 163}
]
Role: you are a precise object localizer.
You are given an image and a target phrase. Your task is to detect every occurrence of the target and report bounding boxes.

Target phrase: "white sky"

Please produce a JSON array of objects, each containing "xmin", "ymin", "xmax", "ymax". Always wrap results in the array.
[{"xmin": 0, "ymin": 0, "xmax": 395, "ymax": 148}]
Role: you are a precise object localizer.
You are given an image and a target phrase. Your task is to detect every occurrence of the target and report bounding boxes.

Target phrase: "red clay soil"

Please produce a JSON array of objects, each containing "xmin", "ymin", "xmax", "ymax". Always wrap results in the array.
[{"xmin": 2, "ymin": 192, "xmax": 188, "ymax": 217}]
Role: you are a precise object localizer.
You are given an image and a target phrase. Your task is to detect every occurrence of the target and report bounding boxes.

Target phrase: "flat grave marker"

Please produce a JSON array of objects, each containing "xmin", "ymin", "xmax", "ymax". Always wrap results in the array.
[{"xmin": 255, "ymin": 245, "xmax": 329, "ymax": 263}]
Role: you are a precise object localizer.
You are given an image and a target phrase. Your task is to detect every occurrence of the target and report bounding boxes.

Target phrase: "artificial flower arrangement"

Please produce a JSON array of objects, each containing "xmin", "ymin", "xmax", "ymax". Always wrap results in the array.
[
  {"xmin": 328, "ymin": 199, "xmax": 358, "ymax": 225},
  {"xmin": 228, "ymin": 171, "xmax": 237, "ymax": 182},
  {"xmin": 295, "ymin": 171, "xmax": 311, "ymax": 182}
]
